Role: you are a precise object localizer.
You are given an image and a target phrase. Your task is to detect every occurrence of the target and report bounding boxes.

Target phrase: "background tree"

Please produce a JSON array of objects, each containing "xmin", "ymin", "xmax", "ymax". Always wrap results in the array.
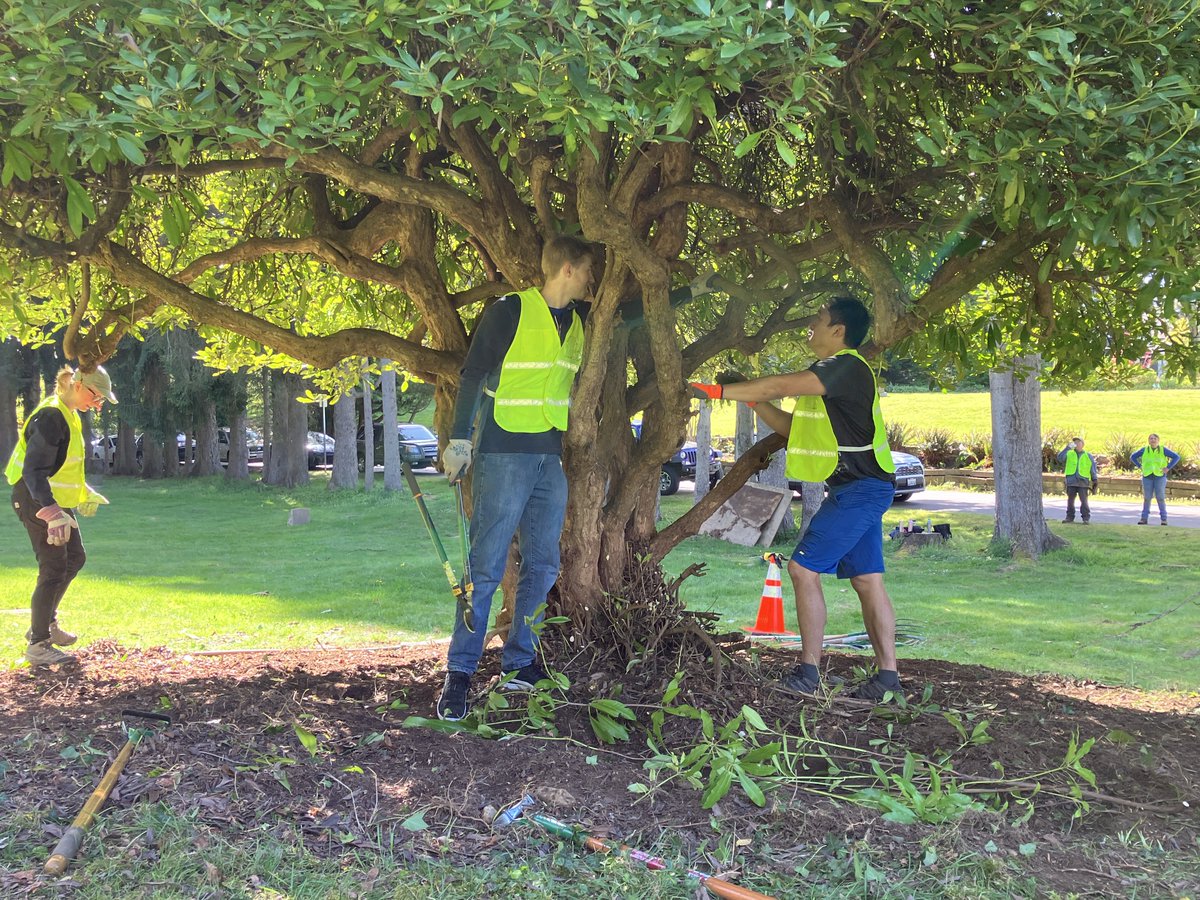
[{"xmin": 1, "ymin": 0, "xmax": 1198, "ymax": 628}]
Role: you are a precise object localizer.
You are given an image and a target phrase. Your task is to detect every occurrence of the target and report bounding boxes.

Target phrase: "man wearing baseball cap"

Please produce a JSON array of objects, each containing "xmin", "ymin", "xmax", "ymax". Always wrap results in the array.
[{"xmin": 5, "ymin": 365, "xmax": 115, "ymax": 666}]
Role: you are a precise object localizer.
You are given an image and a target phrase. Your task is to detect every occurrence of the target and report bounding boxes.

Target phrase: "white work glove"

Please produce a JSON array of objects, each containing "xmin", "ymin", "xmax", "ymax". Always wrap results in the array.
[
  {"xmin": 689, "ymin": 271, "xmax": 720, "ymax": 298},
  {"xmin": 78, "ymin": 487, "xmax": 110, "ymax": 518},
  {"xmin": 443, "ymin": 439, "xmax": 474, "ymax": 484},
  {"xmin": 36, "ymin": 504, "xmax": 78, "ymax": 546}
]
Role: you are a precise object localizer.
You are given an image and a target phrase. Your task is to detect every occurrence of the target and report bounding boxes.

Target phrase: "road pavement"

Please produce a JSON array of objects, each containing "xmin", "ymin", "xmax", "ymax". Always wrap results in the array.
[{"xmin": 896, "ymin": 487, "xmax": 1200, "ymax": 529}]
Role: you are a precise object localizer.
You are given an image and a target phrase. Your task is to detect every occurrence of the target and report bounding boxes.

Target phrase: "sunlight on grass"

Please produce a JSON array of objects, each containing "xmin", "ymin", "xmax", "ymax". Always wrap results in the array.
[{"xmin": 2, "ymin": 476, "xmax": 1196, "ymax": 690}]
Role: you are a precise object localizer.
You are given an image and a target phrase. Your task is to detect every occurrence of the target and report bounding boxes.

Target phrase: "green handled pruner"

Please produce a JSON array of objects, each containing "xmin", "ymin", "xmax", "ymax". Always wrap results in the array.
[{"xmin": 402, "ymin": 458, "xmax": 475, "ymax": 633}]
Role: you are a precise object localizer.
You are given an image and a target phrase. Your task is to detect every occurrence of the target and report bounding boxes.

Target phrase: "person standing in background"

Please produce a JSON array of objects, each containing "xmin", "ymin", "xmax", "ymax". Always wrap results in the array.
[
  {"xmin": 1057, "ymin": 437, "xmax": 1099, "ymax": 524},
  {"xmin": 1131, "ymin": 433, "xmax": 1179, "ymax": 526}
]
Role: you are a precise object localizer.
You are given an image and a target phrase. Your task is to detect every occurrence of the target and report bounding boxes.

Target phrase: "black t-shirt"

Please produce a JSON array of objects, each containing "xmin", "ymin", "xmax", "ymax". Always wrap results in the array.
[{"xmin": 807, "ymin": 353, "xmax": 895, "ymax": 487}]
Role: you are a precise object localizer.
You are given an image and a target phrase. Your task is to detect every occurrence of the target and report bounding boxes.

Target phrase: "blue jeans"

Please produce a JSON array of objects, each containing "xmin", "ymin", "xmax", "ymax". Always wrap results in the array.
[
  {"xmin": 447, "ymin": 453, "xmax": 567, "ymax": 676},
  {"xmin": 1141, "ymin": 474, "xmax": 1167, "ymax": 522}
]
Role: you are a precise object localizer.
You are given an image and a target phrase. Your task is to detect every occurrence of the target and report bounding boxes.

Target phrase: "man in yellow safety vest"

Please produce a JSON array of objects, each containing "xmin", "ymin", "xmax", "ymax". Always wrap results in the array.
[
  {"xmin": 6, "ymin": 365, "xmax": 116, "ymax": 666},
  {"xmin": 690, "ymin": 297, "xmax": 903, "ymax": 703},
  {"xmin": 434, "ymin": 236, "xmax": 718, "ymax": 720},
  {"xmin": 1056, "ymin": 437, "xmax": 1099, "ymax": 524}
]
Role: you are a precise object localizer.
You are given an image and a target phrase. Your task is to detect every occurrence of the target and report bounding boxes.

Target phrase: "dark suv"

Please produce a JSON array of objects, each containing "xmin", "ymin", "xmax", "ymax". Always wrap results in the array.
[
  {"xmin": 630, "ymin": 422, "xmax": 725, "ymax": 496},
  {"xmin": 357, "ymin": 422, "xmax": 436, "ymax": 469}
]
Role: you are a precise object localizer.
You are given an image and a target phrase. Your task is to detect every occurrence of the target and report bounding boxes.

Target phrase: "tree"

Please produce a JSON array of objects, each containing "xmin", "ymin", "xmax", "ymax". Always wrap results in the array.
[
  {"xmin": 1, "ymin": 1, "xmax": 1198, "ymax": 628},
  {"xmin": 990, "ymin": 355, "xmax": 1067, "ymax": 558}
]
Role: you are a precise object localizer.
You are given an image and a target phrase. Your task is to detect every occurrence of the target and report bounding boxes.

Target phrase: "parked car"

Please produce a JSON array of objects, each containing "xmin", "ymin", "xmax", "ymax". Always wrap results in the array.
[
  {"xmin": 786, "ymin": 450, "xmax": 926, "ymax": 502},
  {"xmin": 306, "ymin": 431, "xmax": 335, "ymax": 469},
  {"xmin": 218, "ymin": 427, "xmax": 264, "ymax": 465},
  {"xmin": 398, "ymin": 423, "xmax": 439, "ymax": 469},
  {"xmin": 90, "ymin": 435, "xmax": 119, "ymax": 467},
  {"xmin": 357, "ymin": 423, "xmax": 428, "ymax": 469},
  {"xmin": 630, "ymin": 422, "xmax": 725, "ymax": 496}
]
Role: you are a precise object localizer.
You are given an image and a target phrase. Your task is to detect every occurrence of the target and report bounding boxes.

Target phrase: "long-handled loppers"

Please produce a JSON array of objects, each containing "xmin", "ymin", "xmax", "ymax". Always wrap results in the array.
[
  {"xmin": 45, "ymin": 709, "xmax": 172, "ymax": 876},
  {"xmin": 402, "ymin": 458, "xmax": 475, "ymax": 632}
]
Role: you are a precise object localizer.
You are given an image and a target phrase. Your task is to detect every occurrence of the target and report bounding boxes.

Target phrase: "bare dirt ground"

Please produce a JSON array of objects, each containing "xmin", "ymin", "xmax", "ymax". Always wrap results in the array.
[{"xmin": 1, "ymin": 642, "xmax": 1197, "ymax": 897}]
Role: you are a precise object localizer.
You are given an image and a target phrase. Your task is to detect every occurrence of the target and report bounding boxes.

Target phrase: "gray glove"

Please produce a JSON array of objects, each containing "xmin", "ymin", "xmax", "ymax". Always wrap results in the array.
[{"xmin": 443, "ymin": 439, "xmax": 474, "ymax": 484}]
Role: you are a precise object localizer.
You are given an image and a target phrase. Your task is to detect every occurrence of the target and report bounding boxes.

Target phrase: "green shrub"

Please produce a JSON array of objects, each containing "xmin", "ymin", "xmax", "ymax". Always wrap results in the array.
[
  {"xmin": 1170, "ymin": 440, "xmax": 1200, "ymax": 479},
  {"xmin": 886, "ymin": 420, "xmax": 912, "ymax": 451},
  {"xmin": 918, "ymin": 427, "xmax": 959, "ymax": 469},
  {"xmin": 958, "ymin": 431, "xmax": 992, "ymax": 468},
  {"xmin": 1104, "ymin": 431, "xmax": 1139, "ymax": 472},
  {"xmin": 1042, "ymin": 427, "xmax": 1078, "ymax": 472}
]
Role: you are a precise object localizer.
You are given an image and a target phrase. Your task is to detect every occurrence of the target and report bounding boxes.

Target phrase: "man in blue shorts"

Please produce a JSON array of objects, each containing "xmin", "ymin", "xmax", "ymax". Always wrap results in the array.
[{"xmin": 690, "ymin": 296, "xmax": 902, "ymax": 701}]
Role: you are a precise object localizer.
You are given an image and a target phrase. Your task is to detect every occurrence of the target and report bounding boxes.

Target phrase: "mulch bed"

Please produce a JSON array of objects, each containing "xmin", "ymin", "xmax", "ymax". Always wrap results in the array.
[{"xmin": 1, "ymin": 641, "xmax": 1197, "ymax": 897}]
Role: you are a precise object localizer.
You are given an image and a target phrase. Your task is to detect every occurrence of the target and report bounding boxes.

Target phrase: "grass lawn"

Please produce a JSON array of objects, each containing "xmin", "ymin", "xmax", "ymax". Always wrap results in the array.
[
  {"xmin": 705, "ymin": 388, "xmax": 1200, "ymax": 447},
  {"xmin": 2, "ymin": 475, "xmax": 1196, "ymax": 691}
]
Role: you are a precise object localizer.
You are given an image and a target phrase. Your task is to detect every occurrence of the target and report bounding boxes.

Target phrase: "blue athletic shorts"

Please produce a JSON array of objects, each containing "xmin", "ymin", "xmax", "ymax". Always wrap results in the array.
[{"xmin": 791, "ymin": 477, "xmax": 894, "ymax": 579}]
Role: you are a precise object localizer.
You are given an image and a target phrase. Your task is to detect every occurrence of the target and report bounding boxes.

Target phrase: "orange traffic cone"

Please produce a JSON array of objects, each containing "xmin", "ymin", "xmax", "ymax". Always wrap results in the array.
[{"xmin": 745, "ymin": 553, "xmax": 792, "ymax": 634}]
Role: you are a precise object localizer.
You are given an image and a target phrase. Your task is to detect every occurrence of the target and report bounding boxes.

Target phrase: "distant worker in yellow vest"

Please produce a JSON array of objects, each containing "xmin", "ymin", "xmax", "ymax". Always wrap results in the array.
[
  {"xmin": 690, "ymin": 296, "xmax": 903, "ymax": 703},
  {"xmin": 434, "ymin": 236, "xmax": 719, "ymax": 721},
  {"xmin": 1131, "ymin": 433, "xmax": 1179, "ymax": 526},
  {"xmin": 5, "ymin": 365, "xmax": 116, "ymax": 666},
  {"xmin": 1056, "ymin": 437, "xmax": 1099, "ymax": 524}
]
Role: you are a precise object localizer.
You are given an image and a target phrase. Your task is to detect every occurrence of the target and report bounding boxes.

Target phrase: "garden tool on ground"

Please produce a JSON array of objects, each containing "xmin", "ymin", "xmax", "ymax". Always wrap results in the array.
[
  {"xmin": 45, "ymin": 709, "xmax": 172, "ymax": 876},
  {"xmin": 402, "ymin": 458, "xmax": 475, "ymax": 633},
  {"xmin": 522, "ymin": 809, "xmax": 776, "ymax": 900}
]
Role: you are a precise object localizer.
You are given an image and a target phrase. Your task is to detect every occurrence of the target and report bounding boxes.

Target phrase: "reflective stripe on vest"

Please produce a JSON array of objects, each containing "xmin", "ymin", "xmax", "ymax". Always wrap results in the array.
[
  {"xmin": 4, "ymin": 395, "xmax": 89, "ymax": 507},
  {"xmin": 1140, "ymin": 446, "xmax": 1167, "ymax": 477},
  {"xmin": 785, "ymin": 349, "xmax": 895, "ymax": 482},
  {"xmin": 491, "ymin": 287, "xmax": 584, "ymax": 433},
  {"xmin": 1064, "ymin": 450, "xmax": 1093, "ymax": 479}
]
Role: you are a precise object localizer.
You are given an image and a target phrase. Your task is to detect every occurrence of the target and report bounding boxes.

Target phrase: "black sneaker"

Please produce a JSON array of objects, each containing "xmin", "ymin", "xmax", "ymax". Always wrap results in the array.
[
  {"xmin": 500, "ymin": 663, "xmax": 549, "ymax": 692},
  {"xmin": 848, "ymin": 674, "xmax": 902, "ymax": 703},
  {"xmin": 778, "ymin": 666, "xmax": 823, "ymax": 697},
  {"xmin": 437, "ymin": 671, "xmax": 471, "ymax": 721}
]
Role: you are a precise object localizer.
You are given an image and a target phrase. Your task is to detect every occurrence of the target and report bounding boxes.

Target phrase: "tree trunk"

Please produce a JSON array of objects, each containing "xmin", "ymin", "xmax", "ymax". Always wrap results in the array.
[
  {"xmin": 760, "ymin": 442, "xmax": 795, "ymax": 532},
  {"xmin": 797, "ymin": 482, "xmax": 823, "ymax": 538},
  {"xmin": 734, "ymin": 402, "xmax": 756, "ymax": 467},
  {"xmin": 362, "ymin": 374, "xmax": 375, "ymax": 491},
  {"xmin": 693, "ymin": 400, "xmax": 712, "ymax": 505},
  {"xmin": 142, "ymin": 435, "xmax": 165, "ymax": 479},
  {"xmin": 161, "ymin": 432, "xmax": 178, "ymax": 478},
  {"xmin": 329, "ymin": 391, "xmax": 359, "ymax": 489},
  {"xmin": 115, "ymin": 420, "xmax": 139, "ymax": 476},
  {"xmin": 265, "ymin": 370, "xmax": 290, "ymax": 485},
  {"xmin": 226, "ymin": 409, "xmax": 250, "ymax": 480},
  {"xmin": 380, "ymin": 361, "xmax": 402, "ymax": 490},
  {"xmin": 260, "ymin": 369, "xmax": 272, "ymax": 476},
  {"xmin": 263, "ymin": 370, "xmax": 309, "ymax": 487},
  {"xmin": 286, "ymin": 373, "xmax": 310, "ymax": 487},
  {"xmin": 990, "ymin": 354, "xmax": 1066, "ymax": 558},
  {"xmin": 193, "ymin": 400, "xmax": 221, "ymax": 475},
  {"xmin": 0, "ymin": 339, "xmax": 21, "ymax": 465}
]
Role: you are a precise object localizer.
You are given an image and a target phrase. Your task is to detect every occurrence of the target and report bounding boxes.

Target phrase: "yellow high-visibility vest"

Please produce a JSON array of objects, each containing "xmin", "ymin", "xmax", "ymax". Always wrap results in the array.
[
  {"xmin": 1139, "ymin": 446, "xmax": 1167, "ymax": 477},
  {"xmin": 1064, "ymin": 449, "xmax": 1093, "ymax": 479},
  {"xmin": 4, "ymin": 394, "xmax": 89, "ymax": 507},
  {"xmin": 491, "ymin": 287, "xmax": 584, "ymax": 433},
  {"xmin": 785, "ymin": 349, "xmax": 895, "ymax": 482}
]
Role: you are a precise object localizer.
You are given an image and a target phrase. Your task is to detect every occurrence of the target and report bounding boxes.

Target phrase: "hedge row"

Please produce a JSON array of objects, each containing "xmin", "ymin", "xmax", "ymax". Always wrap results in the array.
[{"xmin": 888, "ymin": 423, "xmax": 1200, "ymax": 478}]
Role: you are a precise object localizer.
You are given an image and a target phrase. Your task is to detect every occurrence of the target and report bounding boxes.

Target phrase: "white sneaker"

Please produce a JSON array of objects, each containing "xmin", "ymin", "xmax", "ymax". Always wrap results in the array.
[{"xmin": 25, "ymin": 640, "xmax": 73, "ymax": 666}]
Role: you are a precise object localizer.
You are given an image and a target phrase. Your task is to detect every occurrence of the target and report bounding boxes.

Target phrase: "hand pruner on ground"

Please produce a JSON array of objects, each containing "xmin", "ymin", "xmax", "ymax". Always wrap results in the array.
[{"xmin": 402, "ymin": 459, "xmax": 476, "ymax": 633}]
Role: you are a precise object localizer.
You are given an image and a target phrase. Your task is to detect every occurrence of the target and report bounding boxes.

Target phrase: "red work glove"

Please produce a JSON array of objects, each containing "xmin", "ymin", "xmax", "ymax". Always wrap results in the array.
[
  {"xmin": 688, "ymin": 382, "xmax": 723, "ymax": 401},
  {"xmin": 36, "ymin": 504, "xmax": 77, "ymax": 547}
]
